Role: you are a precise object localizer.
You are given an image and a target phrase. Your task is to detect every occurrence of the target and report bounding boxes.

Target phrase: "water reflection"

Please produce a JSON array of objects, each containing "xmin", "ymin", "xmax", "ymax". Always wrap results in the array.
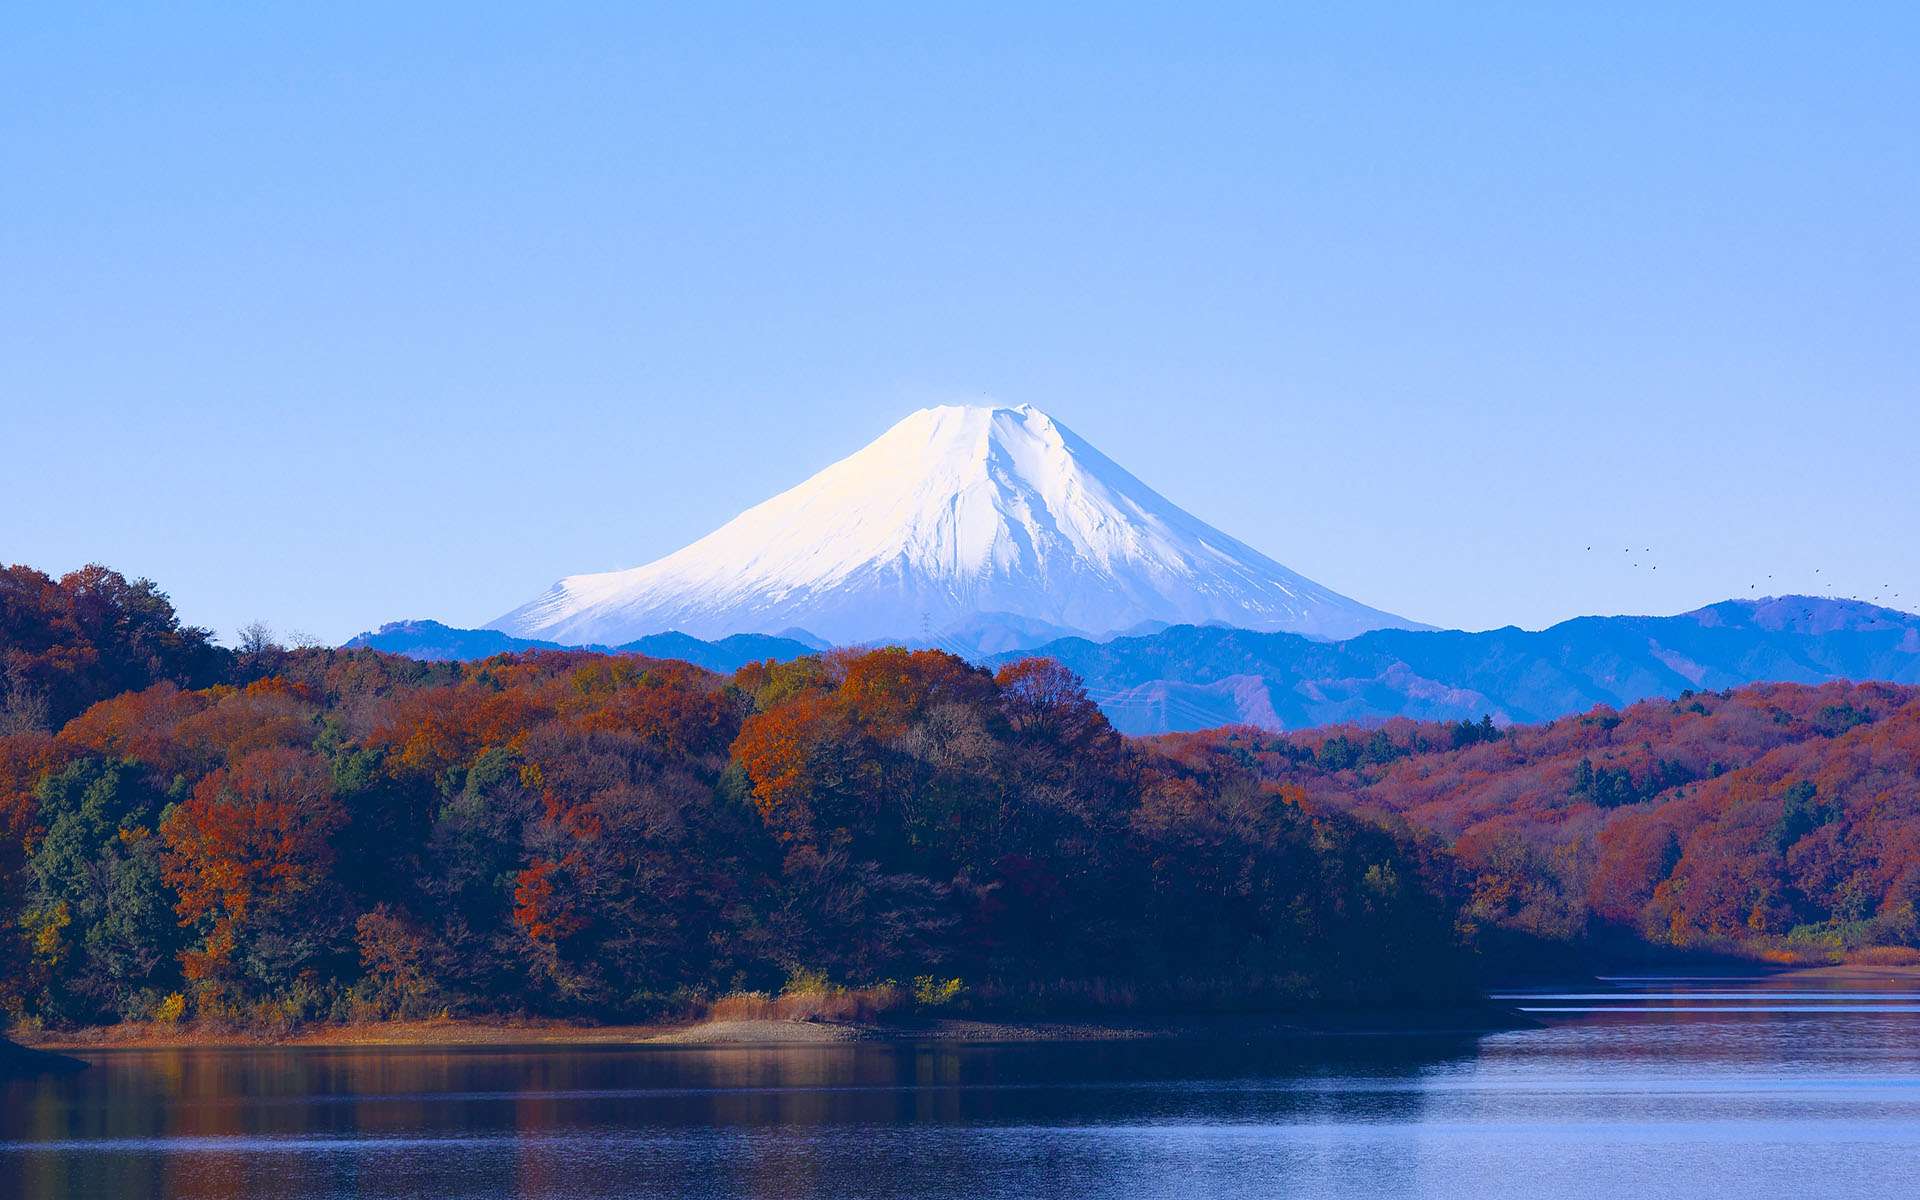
[{"xmin": 6, "ymin": 997, "xmax": 1920, "ymax": 1200}]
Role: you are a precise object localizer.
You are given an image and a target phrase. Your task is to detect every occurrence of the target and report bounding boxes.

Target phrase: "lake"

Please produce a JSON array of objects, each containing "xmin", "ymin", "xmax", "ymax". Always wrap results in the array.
[{"xmin": 7, "ymin": 977, "xmax": 1920, "ymax": 1199}]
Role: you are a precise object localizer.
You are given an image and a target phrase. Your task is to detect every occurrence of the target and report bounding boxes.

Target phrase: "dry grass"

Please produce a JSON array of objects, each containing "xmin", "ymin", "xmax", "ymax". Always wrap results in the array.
[
  {"xmin": 1850, "ymin": 945, "xmax": 1920, "ymax": 966},
  {"xmin": 706, "ymin": 982, "xmax": 906, "ymax": 1024},
  {"xmin": 1753, "ymin": 944, "xmax": 1920, "ymax": 968},
  {"xmin": 1756, "ymin": 946, "xmax": 1838, "ymax": 966}
]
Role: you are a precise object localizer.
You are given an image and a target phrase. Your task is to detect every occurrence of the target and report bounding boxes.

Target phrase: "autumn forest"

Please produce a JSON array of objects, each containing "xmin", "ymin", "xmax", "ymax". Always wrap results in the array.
[{"xmin": 5, "ymin": 564, "xmax": 1919, "ymax": 1032}]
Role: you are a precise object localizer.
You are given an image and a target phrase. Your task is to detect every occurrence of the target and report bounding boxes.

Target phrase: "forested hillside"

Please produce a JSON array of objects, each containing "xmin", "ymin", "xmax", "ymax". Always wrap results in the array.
[
  {"xmin": 1152, "ymin": 681, "xmax": 1920, "ymax": 961},
  {"xmin": 1, "ymin": 565, "xmax": 1466, "ymax": 1029},
  {"xmin": 5, "ymin": 563, "xmax": 1919, "ymax": 1035}
]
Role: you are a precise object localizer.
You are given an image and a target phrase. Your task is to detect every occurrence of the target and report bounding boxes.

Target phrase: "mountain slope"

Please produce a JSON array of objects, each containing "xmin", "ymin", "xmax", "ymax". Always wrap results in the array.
[
  {"xmin": 491, "ymin": 404, "xmax": 1419, "ymax": 645},
  {"xmin": 998, "ymin": 597, "xmax": 1920, "ymax": 734}
]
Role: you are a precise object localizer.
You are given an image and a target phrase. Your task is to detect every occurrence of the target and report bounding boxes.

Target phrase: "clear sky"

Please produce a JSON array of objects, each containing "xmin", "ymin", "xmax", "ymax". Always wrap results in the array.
[{"xmin": 4, "ymin": 4, "xmax": 1915, "ymax": 644}]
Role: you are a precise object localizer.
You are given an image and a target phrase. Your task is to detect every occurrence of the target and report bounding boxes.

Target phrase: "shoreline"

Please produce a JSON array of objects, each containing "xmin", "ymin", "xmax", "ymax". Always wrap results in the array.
[
  {"xmin": 21, "ymin": 964, "xmax": 1918, "ymax": 1054},
  {"xmin": 15, "ymin": 1006, "xmax": 1525, "ymax": 1053}
]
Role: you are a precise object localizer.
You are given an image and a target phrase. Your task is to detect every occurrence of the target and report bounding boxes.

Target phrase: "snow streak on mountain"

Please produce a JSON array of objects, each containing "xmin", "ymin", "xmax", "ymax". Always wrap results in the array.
[{"xmin": 490, "ymin": 404, "xmax": 1421, "ymax": 646}]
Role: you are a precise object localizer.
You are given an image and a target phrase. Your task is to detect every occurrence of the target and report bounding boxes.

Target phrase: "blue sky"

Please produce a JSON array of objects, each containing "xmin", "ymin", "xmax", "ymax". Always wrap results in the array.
[{"xmin": 4, "ymin": 4, "xmax": 1915, "ymax": 643}]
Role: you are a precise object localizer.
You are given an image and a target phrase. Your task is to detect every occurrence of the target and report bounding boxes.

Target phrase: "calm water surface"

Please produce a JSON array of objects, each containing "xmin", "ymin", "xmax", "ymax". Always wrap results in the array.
[{"xmin": 6, "ymin": 978, "xmax": 1920, "ymax": 1199}]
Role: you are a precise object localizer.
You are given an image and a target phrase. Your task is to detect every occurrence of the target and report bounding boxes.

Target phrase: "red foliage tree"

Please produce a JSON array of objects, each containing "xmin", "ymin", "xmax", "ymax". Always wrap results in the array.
[{"xmin": 160, "ymin": 746, "xmax": 344, "ymax": 991}]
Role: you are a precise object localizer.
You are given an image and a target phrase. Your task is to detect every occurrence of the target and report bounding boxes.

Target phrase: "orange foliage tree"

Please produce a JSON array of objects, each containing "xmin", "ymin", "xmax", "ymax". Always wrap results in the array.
[{"xmin": 160, "ymin": 746, "xmax": 344, "ymax": 1002}]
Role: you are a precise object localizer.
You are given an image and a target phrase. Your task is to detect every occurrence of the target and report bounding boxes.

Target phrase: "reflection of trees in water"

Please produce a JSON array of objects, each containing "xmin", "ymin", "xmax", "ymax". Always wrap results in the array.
[{"xmin": 0, "ymin": 1037, "xmax": 1488, "ymax": 1200}]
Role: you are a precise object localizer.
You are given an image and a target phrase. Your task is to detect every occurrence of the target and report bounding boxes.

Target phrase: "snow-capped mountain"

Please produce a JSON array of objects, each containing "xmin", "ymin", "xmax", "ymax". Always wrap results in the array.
[{"xmin": 490, "ymin": 404, "xmax": 1422, "ymax": 646}]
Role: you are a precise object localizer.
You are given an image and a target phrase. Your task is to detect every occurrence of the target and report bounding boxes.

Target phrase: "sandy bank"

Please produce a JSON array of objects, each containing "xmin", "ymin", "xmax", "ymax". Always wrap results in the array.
[{"xmin": 17, "ymin": 1007, "xmax": 1522, "ymax": 1052}]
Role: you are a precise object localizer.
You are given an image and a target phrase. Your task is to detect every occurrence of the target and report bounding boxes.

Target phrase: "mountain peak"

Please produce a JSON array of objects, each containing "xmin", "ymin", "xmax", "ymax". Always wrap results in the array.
[
  {"xmin": 879, "ymin": 403, "xmax": 1070, "ymax": 481},
  {"xmin": 908, "ymin": 400, "xmax": 1038, "ymax": 419},
  {"xmin": 491, "ymin": 405, "xmax": 1421, "ymax": 646}
]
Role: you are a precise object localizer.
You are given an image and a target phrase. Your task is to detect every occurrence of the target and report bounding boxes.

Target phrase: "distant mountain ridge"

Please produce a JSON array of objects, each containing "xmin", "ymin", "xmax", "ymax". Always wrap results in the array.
[
  {"xmin": 993, "ymin": 596, "xmax": 1920, "ymax": 734},
  {"xmin": 491, "ymin": 404, "xmax": 1420, "ymax": 646},
  {"xmin": 351, "ymin": 598, "xmax": 1920, "ymax": 736},
  {"xmin": 345, "ymin": 620, "xmax": 819, "ymax": 673}
]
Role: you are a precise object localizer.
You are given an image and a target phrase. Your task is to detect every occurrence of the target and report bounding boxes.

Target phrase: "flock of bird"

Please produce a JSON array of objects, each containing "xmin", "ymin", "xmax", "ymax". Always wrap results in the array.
[{"xmin": 1583, "ymin": 546, "xmax": 1904, "ymax": 613}]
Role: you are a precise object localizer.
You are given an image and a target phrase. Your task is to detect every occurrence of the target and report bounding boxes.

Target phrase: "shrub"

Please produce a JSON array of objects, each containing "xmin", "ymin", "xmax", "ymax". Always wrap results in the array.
[
  {"xmin": 782, "ymin": 967, "xmax": 833, "ymax": 996},
  {"xmin": 912, "ymin": 975, "xmax": 964, "ymax": 1008}
]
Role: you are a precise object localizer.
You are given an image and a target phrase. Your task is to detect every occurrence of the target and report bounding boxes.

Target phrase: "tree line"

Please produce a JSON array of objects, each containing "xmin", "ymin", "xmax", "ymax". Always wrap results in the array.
[
  {"xmin": 7, "ymin": 563, "xmax": 1918, "ymax": 1031},
  {"xmin": 2, "ymin": 565, "xmax": 1468, "ymax": 1028}
]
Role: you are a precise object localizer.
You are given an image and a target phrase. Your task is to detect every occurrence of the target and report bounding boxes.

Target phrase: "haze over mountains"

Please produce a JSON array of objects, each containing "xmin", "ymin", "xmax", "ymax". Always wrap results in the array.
[{"xmin": 490, "ymin": 404, "xmax": 1419, "ymax": 647}]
